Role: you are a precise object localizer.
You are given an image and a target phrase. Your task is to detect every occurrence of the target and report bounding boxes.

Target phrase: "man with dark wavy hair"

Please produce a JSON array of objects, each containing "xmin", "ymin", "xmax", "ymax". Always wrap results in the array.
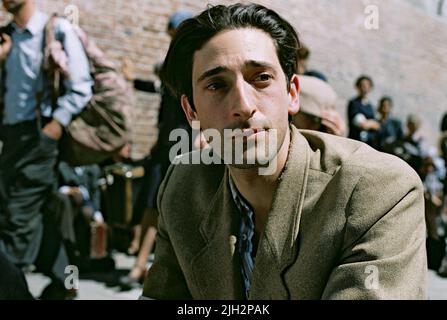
[{"xmin": 142, "ymin": 3, "xmax": 426, "ymax": 300}]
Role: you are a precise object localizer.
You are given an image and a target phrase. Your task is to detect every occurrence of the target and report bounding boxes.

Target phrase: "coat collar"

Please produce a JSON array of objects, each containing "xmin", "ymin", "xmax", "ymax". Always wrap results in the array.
[{"xmin": 191, "ymin": 125, "xmax": 311, "ymax": 299}]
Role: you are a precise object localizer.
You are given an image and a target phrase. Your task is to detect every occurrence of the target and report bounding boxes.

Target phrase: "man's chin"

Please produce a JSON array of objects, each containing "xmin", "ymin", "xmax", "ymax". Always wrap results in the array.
[
  {"xmin": 226, "ymin": 154, "xmax": 278, "ymax": 176},
  {"xmin": 227, "ymin": 163, "xmax": 260, "ymax": 170}
]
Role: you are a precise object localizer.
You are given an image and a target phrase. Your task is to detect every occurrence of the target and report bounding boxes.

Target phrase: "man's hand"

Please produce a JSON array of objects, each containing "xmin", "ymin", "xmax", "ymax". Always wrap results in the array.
[
  {"xmin": 122, "ymin": 58, "xmax": 135, "ymax": 81},
  {"xmin": 362, "ymin": 119, "xmax": 381, "ymax": 131},
  {"xmin": 320, "ymin": 110, "xmax": 346, "ymax": 136},
  {"xmin": 0, "ymin": 33, "xmax": 12, "ymax": 62},
  {"xmin": 111, "ymin": 142, "xmax": 131, "ymax": 162},
  {"xmin": 42, "ymin": 119, "xmax": 63, "ymax": 140}
]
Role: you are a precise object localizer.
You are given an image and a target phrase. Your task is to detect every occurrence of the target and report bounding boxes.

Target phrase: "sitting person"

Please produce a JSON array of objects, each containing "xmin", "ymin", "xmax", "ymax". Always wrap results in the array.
[
  {"xmin": 376, "ymin": 97, "xmax": 403, "ymax": 152},
  {"xmin": 45, "ymin": 161, "xmax": 110, "ymax": 272},
  {"xmin": 385, "ymin": 114, "xmax": 429, "ymax": 177},
  {"xmin": 292, "ymin": 75, "xmax": 345, "ymax": 136},
  {"xmin": 141, "ymin": 3, "xmax": 426, "ymax": 299}
]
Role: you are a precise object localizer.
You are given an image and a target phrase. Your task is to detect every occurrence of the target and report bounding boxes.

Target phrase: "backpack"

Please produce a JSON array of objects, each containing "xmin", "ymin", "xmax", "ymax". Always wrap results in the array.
[{"xmin": 44, "ymin": 14, "xmax": 132, "ymax": 166}]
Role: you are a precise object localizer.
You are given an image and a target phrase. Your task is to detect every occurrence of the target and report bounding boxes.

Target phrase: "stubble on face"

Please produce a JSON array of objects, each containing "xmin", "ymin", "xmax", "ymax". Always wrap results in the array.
[{"xmin": 190, "ymin": 28, "xmax": 294, "ymax": 172}]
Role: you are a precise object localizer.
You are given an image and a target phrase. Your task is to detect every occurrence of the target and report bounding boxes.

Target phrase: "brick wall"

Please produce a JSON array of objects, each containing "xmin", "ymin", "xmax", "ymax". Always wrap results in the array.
[{"xmin": 1, "ymin": 0, "xmax": 446, "ymax": 158}]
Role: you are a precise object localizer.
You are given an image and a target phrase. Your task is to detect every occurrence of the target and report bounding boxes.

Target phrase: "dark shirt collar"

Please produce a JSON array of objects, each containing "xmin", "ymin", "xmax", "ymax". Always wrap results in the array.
[{"xmin": 228, "ymin": 173, "xmax": 254, "ymax": 216}]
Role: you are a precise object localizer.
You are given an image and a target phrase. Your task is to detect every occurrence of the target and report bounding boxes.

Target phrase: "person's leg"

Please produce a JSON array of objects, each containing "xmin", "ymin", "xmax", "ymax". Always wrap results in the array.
[
  {"xmin": 127, "ymin": 224, "xmax": 141, "ymax": 255},
  {"xmin": 34, "ymin": 192, "xmax": 73, "ymax": 281},
  {"xmin": 0, "ymin": 251, "xmax": 34, "ymax": 300},
  {"xmin": 29, "ymin": 149, "xmax": 77, "ymax": 299},
  {"xmin": 119, "ymin": 162, "xmax": 164, "ymax": 287},
  {"xmin": 131, "ymin": 207, "xmax": 158, "ymax": 277},
  {"xmin": 121, "ymin": 207, "xmax": 158, "ymax": 286},
  {"xmin": 0, "ymin": 126, "xmax": 74, "ymax": 299},
  {"xmin": 0, "ymin": 125, "xmax": 51, "ymax": 268}
]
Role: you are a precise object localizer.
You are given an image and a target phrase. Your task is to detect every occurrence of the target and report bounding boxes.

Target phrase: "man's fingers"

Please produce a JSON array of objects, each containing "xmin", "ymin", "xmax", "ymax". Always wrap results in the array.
[
  {"xmin": 321, "ymin": 111, "xmax": 346, "ymax": 136},
  {"xmin": 1, "ymin": 33, "xmax": 11, "ymax": 43},
  {"xmin": 321, "ymin": 119, "xmax": 337, "ymax": 130}
]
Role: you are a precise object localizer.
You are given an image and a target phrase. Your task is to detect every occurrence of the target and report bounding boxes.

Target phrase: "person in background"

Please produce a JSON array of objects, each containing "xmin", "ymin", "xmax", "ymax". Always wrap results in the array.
[
  {"xmin": 441, "ymin": 113, "xmax": 447, "ymax": 135},
  {"xmin": 401, "ymin": 114, "xmax": 429, "ymax": 175},
  {"xmin": 347, "ymin": 75, "xmax": 381, "ymax": 148},
  {"xmin": 0, "ymin": 0, "xmax": 92, "ymax": 299},
  {"xmin": 376, "ymin": 97, "xmax": 403, "ymax": 152},
  {"xmin": 441, "ymin": 112, "xmax": 447, "ymax": 196},
  {"xmin": 119, "ymin": 10, "xmax": 194, "ymax": 288},
  {"xmin": 296, "ymin": 45, "xmax": 328, "ymax": 82},
  {"xmin": 436, "ymin": 113, "xmax": 447, "ymax": 277},
  {"xmin": 421, "ymin": 151, "xmax": 446, "ymax": 276},
  {"xmin": 292, "ymin": 75, "xmax": 345, "ymax": 136},
  {"xmin": 55, "ymin": 162, "xmax": 105, "ymax": 265}
]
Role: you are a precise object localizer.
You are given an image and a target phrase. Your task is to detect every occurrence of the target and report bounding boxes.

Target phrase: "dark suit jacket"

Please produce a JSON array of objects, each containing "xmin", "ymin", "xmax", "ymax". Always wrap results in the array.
[
  {"xmin": 143, "ymin": 126, "xmax": 427, "ymax": 299},
  {"xmin": 347, "ymin": 97, "xmax": 377, "ymax": 145}
]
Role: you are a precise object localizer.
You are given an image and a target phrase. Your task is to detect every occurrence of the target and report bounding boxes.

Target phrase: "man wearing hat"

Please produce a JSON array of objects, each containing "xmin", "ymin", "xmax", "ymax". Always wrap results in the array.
[{"xmin": 292, "ymin": 75, "xmax": 345, "ymax": 136}]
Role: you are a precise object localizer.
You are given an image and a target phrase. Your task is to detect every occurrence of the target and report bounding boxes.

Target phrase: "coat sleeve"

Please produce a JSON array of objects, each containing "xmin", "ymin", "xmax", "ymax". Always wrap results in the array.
[
  {"xmin": 322, "ymin": 160, "xmax": 427, "ymax": 300},
  {"xmin": 141, "ymin": 164, "xmax": 193, "ymax": 299},
  {"xmin": 347, "ymin": 99, "xmax": 359, "ymax": 122},
  {"xmin": 52, "ymin": 19, "xmax": 93, "ymax": 126}
]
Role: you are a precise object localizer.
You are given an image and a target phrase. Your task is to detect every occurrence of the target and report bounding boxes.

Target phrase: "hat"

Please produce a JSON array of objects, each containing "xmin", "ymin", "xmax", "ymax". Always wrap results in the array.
[
  {"xmin": 298, "ymin": 75, "xmax": 338, "ymax": 118},
  {"xmin": 168, "ymin": 10, "xmax": 193, "ymax": 30}
]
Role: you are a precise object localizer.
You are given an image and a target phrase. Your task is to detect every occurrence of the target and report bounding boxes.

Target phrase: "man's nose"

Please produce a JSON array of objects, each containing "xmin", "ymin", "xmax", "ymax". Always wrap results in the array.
[{"xmin": 230, "ymin": 80, "xmax": 257, "ymax": 120}]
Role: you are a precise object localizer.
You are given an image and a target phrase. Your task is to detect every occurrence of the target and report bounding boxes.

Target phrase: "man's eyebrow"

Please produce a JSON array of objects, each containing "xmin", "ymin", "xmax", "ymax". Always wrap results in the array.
[
  {"xmin": 196, "ymin": 60, "xmax": 276, "ymax": 83},
  {"xmin": 245, "ymin": 60, "xmax": 276, "ymax": 70},
  {"xmin": 197, "ymin": 66, "xmax": 228, "ymax": 83}
]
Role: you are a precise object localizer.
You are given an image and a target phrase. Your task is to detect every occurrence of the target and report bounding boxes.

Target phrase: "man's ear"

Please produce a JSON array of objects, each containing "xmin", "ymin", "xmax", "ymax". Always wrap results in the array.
[
  {"xmin": 288, "ymin": 74, "xmax": 300, "ymax": 116},
  {"xmin": 180, "ymin": 94, "xmax": 198, "ymax": 127}
]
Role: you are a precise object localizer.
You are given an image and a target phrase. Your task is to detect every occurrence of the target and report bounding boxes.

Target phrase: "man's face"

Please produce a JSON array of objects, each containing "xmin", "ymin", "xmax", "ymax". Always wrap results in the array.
[
  {"xmin": 407, "ymin": 121, "xmax": 420, "ymax": 136},
  {"xmin": 181, "ymin": 28, "xmax": 299, "ymax": 169},
  {"xmin": 297, "ymin": 58, "xmax": 308, "ymax": 75},
  {"xmin": 379, "ymin": 100, "xmax": 392, "ymax": 116},
  {"xmin": 357, "ymin": 79, "xmax": 372, "ymax": 97},
  {"xmin": 2, "ymin": 0, "xmax": 27, "ymax": 14}
]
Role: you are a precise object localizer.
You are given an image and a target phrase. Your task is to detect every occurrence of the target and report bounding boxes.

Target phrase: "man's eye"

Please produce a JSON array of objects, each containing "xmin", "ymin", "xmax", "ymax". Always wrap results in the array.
[
  {"xmin": 254, "ymin": 73, "xmax": 273, "ymax": 82},
  {"xmin": 206, "ymin": 82, "xmax": 226, "ymax": 91}
]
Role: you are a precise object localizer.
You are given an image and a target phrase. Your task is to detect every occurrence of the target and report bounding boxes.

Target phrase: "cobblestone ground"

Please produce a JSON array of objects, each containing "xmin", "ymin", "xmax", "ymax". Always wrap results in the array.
[{"xmin": 25, "ymin": 255, "xmax": 447, "ymax": 300}]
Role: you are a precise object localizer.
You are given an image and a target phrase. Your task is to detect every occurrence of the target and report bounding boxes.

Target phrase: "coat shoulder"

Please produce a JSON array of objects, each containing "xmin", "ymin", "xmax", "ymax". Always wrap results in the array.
[{"xmin": 299, "ymin": 129, "xmax": 422, "ymax": 187}]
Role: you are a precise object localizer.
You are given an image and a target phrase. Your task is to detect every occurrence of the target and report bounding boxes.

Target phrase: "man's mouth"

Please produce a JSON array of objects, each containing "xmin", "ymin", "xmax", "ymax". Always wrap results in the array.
[{"xmin": 232, "ymin": 128, "xmax": 266, "ymax": 139}]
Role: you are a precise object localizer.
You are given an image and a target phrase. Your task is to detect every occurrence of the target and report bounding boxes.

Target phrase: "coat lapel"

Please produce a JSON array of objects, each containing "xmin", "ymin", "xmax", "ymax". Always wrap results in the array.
[
  {"xmin": 250, "ymin": 126, "xmax": 311, "ymax": 299},
  {"xmin": 191, "ymin": 126, "xmax": 311, "ymax": 299},
  {"xmin": 190, "ymin": 169, "xmax": 245, "ymax": 299}
]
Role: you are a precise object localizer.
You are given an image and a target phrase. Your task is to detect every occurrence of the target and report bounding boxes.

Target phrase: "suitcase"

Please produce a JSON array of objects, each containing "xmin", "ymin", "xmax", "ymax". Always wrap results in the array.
[{"xmin": 102, "ymin": 163, "xmax": 145, "ymax": 252}]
